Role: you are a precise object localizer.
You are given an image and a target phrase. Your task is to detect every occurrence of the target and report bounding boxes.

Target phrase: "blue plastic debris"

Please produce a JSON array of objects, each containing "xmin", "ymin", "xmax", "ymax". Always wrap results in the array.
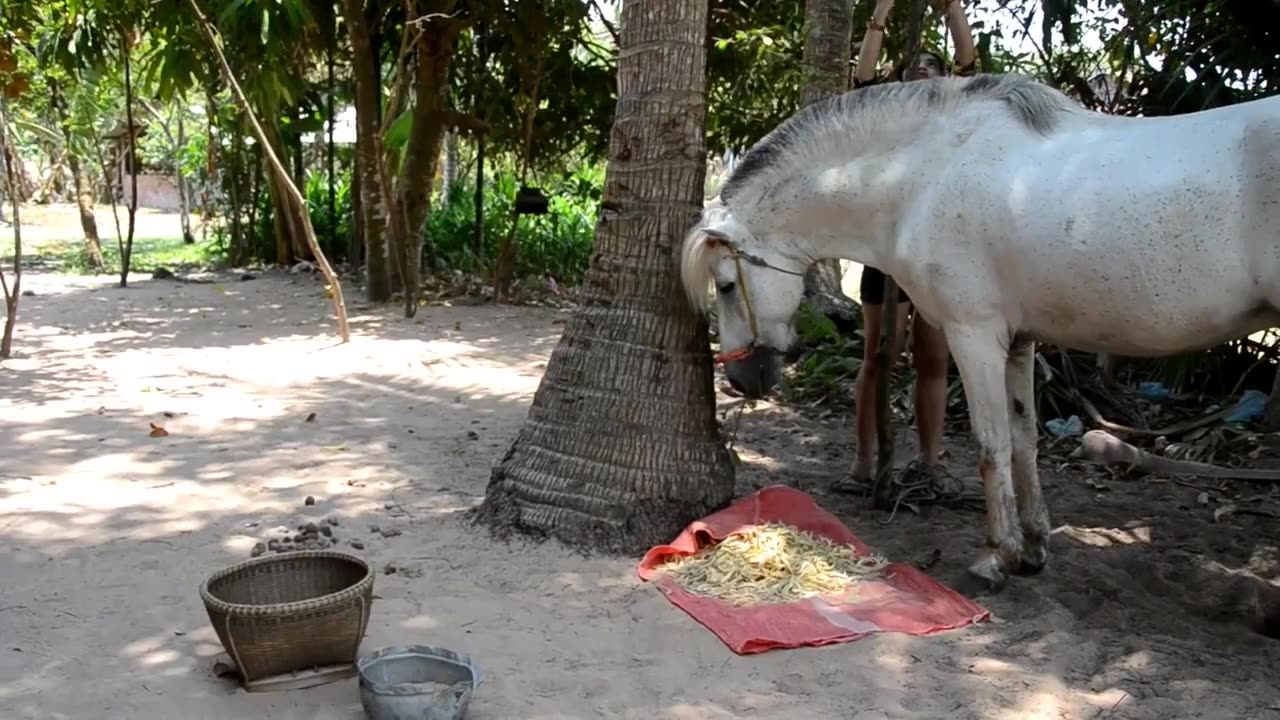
[
  {"xmin": 1045, "ymin": 415, "xmax": 1084, "ymax": 437},
  {"xmin": 1223, "ymin": 389, "xmax": 1269, "ymax": 424},
  {"xmin": 1136, "ymin": 382, "xmax": 1172, "ymax": 401}
]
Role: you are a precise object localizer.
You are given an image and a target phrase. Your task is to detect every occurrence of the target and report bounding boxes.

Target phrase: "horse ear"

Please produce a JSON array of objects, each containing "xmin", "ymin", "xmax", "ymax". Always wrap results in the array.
[{"xmin": 702, "ymin": 228, "xmax": 730, "ymax": 247}]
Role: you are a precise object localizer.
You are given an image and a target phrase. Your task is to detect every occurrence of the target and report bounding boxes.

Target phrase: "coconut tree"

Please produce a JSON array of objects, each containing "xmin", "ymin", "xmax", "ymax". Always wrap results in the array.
[{"xmin": 471, "ymin": 0, "xmax": 735, "ymax": 554}]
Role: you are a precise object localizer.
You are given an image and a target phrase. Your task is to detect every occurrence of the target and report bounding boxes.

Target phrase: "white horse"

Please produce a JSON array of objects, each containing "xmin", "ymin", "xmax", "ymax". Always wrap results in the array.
[{"xmin": 680, "ymin": 73, "xmax": 1280, "ymax": 593}]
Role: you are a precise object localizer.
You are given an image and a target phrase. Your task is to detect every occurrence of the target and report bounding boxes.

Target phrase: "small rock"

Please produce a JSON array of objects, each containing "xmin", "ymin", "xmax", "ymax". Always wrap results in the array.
[
  {"xmin": 268, "ymin": 539, "xmax": 281, "ymax": 551},
  {"xmin": 384, "ymin": 502, "xmax": 395, "ymax": 510},
  {"xmin": 243, "ymin": 521, "xmax": 260, "ymax": 529},
  {"xmin": 282, "ymin": 536, "xmax": 292, "ymax": 543},
  {"xmin": 250, "ymin": 542, "xmax": 267, "ymax": 558},
  {"xmin": 305, "ymin": 522, "xmax": 320, "ymax": 535},
  {"xmin": 369, "ymin": 524, "xmax": 381, "ymax": 533},
  {"xmin": 385, "ymin": 562, "xmax": 398, "ymax": 575},
  {"xmin": 350, "ymin": 540, "xmax": 365, "ymax": 550},
  {"xmin": 21, "ymin": 289, "xmax": 35, "ymax": 297},
  {"xmin": 320, "ymin": 525, "xmax": 333, "ymax": 537},
  {"xmin": 325, "ymin": 517, "xmax": 339, "ymax": 526},
  {"xmin": 466, "ymin": 431, "xmax": 479, "ymax": 440},
  {"xmin": 240, "ymin": 273, "xmax": 256, "ymax": 281},
  {"xmin": 381, "ymin": 528, "xmax": 403, "ymax": 538},
  {"xmin": 305, "ymin": 412, "xmax": 317, "ymax": 423},
  {"xmin": 305, "ymin": 495, "xmax": 316, "ymax": 506},
  {"xmin": 152, "ymin": 267, "xmax": 176, "ymax": 280},
  {"xmin": 293, "ymin": 534, "xmax": 305, "ymax": 543}
]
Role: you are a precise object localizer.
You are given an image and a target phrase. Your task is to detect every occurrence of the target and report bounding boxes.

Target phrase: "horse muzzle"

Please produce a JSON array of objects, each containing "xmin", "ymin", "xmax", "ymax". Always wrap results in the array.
[{"xmin": 724, "ymin": 349, "xmax": 782, "ymax": 399}]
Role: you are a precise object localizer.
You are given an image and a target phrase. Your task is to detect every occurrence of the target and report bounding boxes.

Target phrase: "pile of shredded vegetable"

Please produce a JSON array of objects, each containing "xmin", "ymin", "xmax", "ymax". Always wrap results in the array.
[{"xmin": 656, "ymin": 522, "xmax": 889, "ymax": 606}]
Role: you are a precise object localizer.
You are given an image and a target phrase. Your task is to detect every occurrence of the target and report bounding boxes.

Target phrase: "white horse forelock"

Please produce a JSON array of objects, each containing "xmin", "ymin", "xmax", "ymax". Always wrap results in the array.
[{"xmin": 679, "ymin": 199, "xmax": 734, "ymax": 315}]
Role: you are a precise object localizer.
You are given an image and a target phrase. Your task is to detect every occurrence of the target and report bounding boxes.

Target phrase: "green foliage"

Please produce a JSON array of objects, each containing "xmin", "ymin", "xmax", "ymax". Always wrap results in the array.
[
  {"xmin": 426, "ymin": 161, "xmax": 602, "ymax": 285},
  {"xmin": 779, "ymin": 304, "xmax": 866, "ymax": 405},
  {"xmin": 452, "ymin": 1, "xmax": 616, "ymax": 172},
  {"xmin": 305, "ymin": 165, "xmax": 352, "ymax": 262}
]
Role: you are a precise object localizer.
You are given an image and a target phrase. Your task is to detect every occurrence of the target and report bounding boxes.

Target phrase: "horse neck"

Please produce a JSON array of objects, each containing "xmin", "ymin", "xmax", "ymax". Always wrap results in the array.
[{"xmin": 734, "ymin": 118, "xmax": 936, "ymax": 269}]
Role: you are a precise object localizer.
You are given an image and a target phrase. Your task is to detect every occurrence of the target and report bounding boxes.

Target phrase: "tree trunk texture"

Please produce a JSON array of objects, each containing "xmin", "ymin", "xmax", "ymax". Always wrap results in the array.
[
  {"xmin": 50, "ymin": 78, "xmax": 105, "ymax": 271},
  {"xmin": 261, "ymin": 119, "xmax": 310, "ymax": 265},
  {"xmin": 441, "ymin": 130, "xmax": 459, "ymax": 204},
  {"xmin": 470, "ymin": 0, "xmax": 735, "ymax": 555},
  {"xmin": 343, "ymin": 0, "xmax": 392, "ymax": 302},
  {"xmin": 798, "ymin": 0, "xmax": 857, "ymax": 330},
  {"xmin": 119, "ymin": 35, "xmax": 138, "ymax": 288},
  {"xmin": 177, "ymin": 111, "xmax": 191, "ymax": 243},
  {"xmin": 70, "ymin": 158, "xmax": 104, "ymax": 270},
  {"xmin": 228, "ymin": 118, "xmax": 246, "ymax": 266},
  {"xmin": 386, "ymin": 5, "xmax": 462, "ymax": 317},
  {"xmin": 0, "ymin": 97, "xmax": 21, "ymax": 358}
]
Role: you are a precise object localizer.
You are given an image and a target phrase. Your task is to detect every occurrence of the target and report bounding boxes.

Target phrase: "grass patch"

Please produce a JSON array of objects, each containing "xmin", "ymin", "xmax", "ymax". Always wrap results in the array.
[{"xmin": 0, "ymin": 234, "xmax": 223, "ymax": 274}]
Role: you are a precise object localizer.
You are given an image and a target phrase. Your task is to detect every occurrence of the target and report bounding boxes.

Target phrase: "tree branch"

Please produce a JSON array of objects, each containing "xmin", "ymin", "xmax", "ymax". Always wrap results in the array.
[
  {"xmin": 186, "ymin": 0, "xmax": 350, "ymax": 343},
  {"xmin": 439, "ymin": 109, "xmax": 488, "ymax": 134}
]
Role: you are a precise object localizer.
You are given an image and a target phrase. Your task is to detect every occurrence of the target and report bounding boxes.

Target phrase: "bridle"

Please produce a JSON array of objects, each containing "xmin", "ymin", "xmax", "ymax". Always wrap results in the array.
[{"xmin": 709, "ymin": 238, "xmax": 806, "ymax": 365}]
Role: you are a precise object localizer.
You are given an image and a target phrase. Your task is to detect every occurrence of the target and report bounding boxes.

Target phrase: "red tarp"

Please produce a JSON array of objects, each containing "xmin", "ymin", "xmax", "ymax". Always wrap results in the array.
[{"xmin": 637, "ymin": 485, "xmax": 991, "ymax": 655}]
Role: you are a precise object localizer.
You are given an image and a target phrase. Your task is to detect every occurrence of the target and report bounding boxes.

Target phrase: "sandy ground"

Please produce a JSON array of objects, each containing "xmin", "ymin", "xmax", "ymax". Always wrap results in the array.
[{"xmin": 2, "ymin": 211, "xmax": 1280, "ymax": 719}]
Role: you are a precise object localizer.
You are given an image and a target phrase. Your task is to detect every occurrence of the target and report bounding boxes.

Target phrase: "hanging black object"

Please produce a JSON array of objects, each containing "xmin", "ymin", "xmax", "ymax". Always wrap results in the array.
[{"xmin": 514, "ymin": 185, "xmax": 548, "ymax": 215}]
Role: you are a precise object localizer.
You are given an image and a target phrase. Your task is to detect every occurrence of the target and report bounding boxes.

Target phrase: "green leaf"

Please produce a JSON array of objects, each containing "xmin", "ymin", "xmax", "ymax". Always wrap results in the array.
[
  {"xmin": 383, "ymin": 107, "xmax": 413, "ymax": 150},
  {"xmin": 13, "ymin": 118, "xmax": 60, "ymax": 145}
]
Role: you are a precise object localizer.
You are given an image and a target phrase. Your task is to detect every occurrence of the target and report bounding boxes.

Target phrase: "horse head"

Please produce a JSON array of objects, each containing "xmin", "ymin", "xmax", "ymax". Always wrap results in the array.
[{"xmin": 680, "ymin": 202, "xmax": 807, "ymax": 399}]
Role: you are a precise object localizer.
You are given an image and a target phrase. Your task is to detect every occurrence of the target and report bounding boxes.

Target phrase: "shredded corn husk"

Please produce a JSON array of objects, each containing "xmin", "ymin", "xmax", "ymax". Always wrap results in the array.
[{"xmin": 655, "ymin": 522, "xmax": 889, "ymax": 606}]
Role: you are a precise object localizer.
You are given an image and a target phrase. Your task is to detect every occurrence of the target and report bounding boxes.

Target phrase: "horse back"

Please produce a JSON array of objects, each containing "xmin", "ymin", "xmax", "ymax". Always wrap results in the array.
[{"xmin": 911, "ymin": 99, "xmax": 1280, "ymax": 356}]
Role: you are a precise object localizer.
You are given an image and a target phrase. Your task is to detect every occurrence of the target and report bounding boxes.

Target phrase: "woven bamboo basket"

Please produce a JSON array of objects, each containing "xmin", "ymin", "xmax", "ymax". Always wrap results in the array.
[{"xmin": 200, "ymin": 550, "xmax": 375, "ymax": 691}]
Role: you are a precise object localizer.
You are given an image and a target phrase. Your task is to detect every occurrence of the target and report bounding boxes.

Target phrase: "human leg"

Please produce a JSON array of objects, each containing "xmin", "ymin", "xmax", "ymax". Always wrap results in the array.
[
  {"xmin": 848, "ymin": 267, "xmax": 909, "ymax": 484},
  {"xmin": 911, "ymin": 312, "xmax": 951, "ymax": 466}
]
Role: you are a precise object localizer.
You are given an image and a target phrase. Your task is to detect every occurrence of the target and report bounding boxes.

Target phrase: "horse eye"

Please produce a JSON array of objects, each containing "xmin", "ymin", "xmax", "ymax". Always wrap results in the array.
[{"xmin": 717, "ymin": 281, "xmax": 736, "ymax": 295}]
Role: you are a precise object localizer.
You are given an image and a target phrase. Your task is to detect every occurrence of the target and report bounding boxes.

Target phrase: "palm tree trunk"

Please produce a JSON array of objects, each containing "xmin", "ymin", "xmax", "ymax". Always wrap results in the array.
[
  {"xmin": 799, "ymin": 0, "xmax": 857, "ymax": 326},
  {"xmin": 470, "ymin": 0, "xmax": 734, "ymax": 555}
]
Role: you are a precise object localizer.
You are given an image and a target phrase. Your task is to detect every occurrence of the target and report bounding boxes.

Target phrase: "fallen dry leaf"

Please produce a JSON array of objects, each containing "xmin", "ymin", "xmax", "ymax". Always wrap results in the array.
[{"xmin": 149, "ymin": 423, "xmax": 169, "ymax": 438}]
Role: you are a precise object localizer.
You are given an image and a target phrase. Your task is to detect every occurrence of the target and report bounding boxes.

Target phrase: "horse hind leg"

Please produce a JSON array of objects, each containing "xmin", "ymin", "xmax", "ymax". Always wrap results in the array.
[
  {"xmin": 1006, "ymin": 334, "xmax": 1051, "ymax": 575},
  {"xmin": 945, "ymin": 321, "xmax": 1025, "ymax": 593}
]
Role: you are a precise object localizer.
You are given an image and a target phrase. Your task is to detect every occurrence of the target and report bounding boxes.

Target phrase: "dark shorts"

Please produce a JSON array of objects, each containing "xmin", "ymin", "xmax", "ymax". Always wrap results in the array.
[{"xmin": 859, "ymin": 266, "xmax": 910, "ymax": 305}]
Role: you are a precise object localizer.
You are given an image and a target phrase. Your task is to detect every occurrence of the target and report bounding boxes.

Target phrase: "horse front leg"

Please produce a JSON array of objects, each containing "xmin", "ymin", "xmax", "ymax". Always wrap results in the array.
[
  {"xmin": 945, "ymin": 322, "xmax": 1024, "ymax": 593},
  {"xmin": 1006, "ymin": 335, "xmax": 1051, "ymax": 575}
]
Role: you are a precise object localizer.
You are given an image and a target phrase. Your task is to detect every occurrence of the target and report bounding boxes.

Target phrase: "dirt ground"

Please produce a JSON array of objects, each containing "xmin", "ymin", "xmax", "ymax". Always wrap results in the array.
[{"xmin": 2, "ymin": 211, "xmax": 1280, "ymax": 719}]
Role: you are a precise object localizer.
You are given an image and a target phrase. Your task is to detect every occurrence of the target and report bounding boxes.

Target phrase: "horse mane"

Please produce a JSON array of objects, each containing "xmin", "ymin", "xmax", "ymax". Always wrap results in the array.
[
  {"xmin": 719, "ymin": 73, "xmax": 1083, "ymax": 206},
  {"xmin": 679, "ymin": 200, "xmax": 733, "ymax": 315}
]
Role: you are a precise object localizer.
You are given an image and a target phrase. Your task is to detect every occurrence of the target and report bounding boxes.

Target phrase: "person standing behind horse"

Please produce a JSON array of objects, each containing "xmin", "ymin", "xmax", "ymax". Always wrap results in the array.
[{"xmin": 836, "ymin": 0, "xmax": 980, "ymax": 495}]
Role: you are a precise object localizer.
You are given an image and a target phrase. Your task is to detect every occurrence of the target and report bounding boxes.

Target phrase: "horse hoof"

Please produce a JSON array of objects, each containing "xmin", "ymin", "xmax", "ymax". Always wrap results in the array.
[
  {"xmin": 1014, "ymin": 546, "xmax": 1049, "ymax": 576},
  {"xmin": 1017, "ymin": 521, "xmax": 1052, "ymax": 576}
]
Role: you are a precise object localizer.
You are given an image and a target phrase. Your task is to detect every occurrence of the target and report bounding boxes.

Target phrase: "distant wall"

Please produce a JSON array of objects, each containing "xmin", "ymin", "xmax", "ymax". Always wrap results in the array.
[{"xmin": 120, "ymin": 173, "xmax": 183, "ymax": 211}]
